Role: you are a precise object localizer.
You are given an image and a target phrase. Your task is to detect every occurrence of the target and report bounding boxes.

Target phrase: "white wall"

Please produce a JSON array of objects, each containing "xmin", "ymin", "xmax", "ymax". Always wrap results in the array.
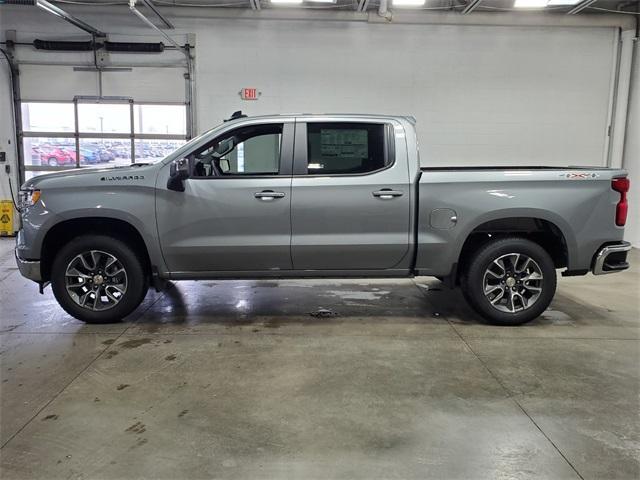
[
  {"xmin": 194, "ymin": 21, "xmax": 618, "ymax": 167},
  {"xmin": 2, "ymin": 5, "xmax": 623, "ymax": 169},
  {"xmin": 622, "ymin": 42, "xmax": 639, "ymax": 248}
]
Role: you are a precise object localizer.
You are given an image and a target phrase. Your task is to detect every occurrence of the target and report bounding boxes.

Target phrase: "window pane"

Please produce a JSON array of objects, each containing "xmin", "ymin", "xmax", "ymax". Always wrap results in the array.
[
  {"xmin": 79, "ymin": 138, "xmax": 133, "ymax": 167},
  {"xmin": 134, "ymin": 105, "xmax": 186, "ymax": 135},
  {"xmin": 23, "ymin": 137, "xmax": 76, "ymax": 167},
  {"xmin": 78, "ymin": 103, "xmax": 131, "ymax": 134},
  {"xmin": 134, "ymin": 139, "xmax": 185, "ymax": 163},
  {"xmin": 306, "ymin": 123, "xmax": 387, "ymax": 175},
  {"xmin": 193, "ymin": 124, "xmax": 282, "ymax": 177},
  {"xmin": 21, "ymin": 103, "xmax": 75, "ymax": 133}
]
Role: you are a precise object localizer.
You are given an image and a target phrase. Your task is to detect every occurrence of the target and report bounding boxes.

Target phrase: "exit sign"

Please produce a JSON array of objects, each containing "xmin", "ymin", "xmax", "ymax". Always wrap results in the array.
[{"xmin": 240, "ymin": 88, "xmax": 259, "ymax": 100}]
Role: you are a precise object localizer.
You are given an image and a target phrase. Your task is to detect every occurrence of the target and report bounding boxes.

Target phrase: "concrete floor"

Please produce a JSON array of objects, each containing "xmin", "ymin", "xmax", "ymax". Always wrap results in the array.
[{"xmin": 0, "ymin": 237, "xmax": 638, "ymax": 480}]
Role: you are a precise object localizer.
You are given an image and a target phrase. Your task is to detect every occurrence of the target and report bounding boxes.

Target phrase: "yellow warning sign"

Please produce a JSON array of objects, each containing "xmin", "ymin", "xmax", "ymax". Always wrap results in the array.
[{"xmin": 0, "ymin": 200, "xmax": 14, "ymax": 236}]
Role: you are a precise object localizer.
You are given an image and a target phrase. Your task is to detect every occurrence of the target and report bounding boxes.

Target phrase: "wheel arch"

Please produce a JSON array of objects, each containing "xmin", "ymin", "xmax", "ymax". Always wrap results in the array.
[
  {"xmin": 455, "ymin": 213, "xmax": 573, "ymax": 285},
  {"xmin": 40, "ymin": 216, "xmax": 153, "ymax": 282}
]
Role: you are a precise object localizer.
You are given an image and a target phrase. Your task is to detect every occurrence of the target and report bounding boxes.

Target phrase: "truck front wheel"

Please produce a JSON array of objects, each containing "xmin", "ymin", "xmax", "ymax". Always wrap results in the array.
[
  {"xmin": 461, "ymin": 237, "xmax": 556, "ymax": 326},
  {"xmin": 50, "ymin": 235, "xmax": 148, "ymax": 324}
]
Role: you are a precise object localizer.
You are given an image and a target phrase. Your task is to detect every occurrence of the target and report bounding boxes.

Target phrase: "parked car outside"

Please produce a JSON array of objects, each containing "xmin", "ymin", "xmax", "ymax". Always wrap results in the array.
[
  {"xmin": 80, "ymin": 148, "xmax": 101, "ymax": 165},
  {"xmin": 98, "ymin": 148, "xmax": 115, "ymax": 162},
  {"xmin": 40, "ymin": 146, "xmax": 74, "ymax": 166},
  {"xmin": 63, "ymin": 147, "xmax": 100, "ymax": 165}
]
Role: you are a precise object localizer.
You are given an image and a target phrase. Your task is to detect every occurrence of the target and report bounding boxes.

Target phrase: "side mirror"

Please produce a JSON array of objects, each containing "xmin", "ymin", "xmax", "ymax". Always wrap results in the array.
[{"xmin": 167, "ymin": 158, "xmax": 190, "ymax": 192}]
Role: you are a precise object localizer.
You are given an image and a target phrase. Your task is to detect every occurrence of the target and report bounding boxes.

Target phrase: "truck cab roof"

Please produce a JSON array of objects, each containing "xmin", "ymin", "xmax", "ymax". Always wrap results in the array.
[{"xmin": 223, "ymin": 112, "xmax": 416, "ymax": 124}]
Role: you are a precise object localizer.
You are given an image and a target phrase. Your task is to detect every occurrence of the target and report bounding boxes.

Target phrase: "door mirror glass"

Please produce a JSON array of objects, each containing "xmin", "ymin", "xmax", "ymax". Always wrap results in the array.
[{"xmin": 167, "ymin": 157, "xmax": 190, "ymax": 192}]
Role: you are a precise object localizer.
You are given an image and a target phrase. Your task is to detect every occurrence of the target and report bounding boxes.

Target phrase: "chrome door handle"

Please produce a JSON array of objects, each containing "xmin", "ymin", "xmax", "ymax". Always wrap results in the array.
[
  {"xmin": 254, "ymin": 190, "xmax": 285, "ymax": 200},
  {"xmin": 373, "ymin": 189, "xmax": 404, "ymax": 200}
]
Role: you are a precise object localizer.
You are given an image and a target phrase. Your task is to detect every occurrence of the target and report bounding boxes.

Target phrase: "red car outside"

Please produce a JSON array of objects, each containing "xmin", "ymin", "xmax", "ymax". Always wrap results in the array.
[{"xmin": 40, "ymin": 146, "xmax": 75, "ymax": 166}]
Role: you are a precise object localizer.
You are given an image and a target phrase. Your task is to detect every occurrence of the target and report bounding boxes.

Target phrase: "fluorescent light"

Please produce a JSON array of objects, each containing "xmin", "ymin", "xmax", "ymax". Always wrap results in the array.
[
  {"xmin": 270, "ymin": 0, "xmax": 303, "ymax": 4},
  {"xmin": 307, "ymin": 0, "xmax": 337, "ymax": 2},
  {"xmin": 546, "ymin": 0, "xmax": 581, "ymax": 4},
  {"xmin": 392, "ymin": 0, "xmax": 426, "ymax": 6},
  {"xmin": 514, "ymin": 0, "xmax": 547, "ymax": 7}
]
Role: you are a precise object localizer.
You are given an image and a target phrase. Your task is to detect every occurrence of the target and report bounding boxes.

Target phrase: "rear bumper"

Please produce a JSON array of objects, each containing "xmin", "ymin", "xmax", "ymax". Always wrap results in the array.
[
  {"xmin": 15, "ymin": 249, "xmax": 42, "ymax": 282},
  {"xmin": 592, "ymin": 241, "xmax": 632, "ymax": 275}
]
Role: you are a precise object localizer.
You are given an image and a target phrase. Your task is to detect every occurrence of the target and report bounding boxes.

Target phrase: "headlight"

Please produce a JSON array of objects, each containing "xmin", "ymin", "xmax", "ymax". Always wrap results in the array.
[{"xmin": 19, "ymin": 189, "xmax": 41, "ymax": 209}]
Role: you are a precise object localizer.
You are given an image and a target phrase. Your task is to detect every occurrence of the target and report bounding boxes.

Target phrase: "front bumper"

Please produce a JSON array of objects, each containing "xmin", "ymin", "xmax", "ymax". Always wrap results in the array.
[
  {"xmin": 592, "ymin": 241, "xmax": 632, "ymax": 275},
  {"xmin": 15, "ymin": 249, "xmax": 42, "ymax": 282}
]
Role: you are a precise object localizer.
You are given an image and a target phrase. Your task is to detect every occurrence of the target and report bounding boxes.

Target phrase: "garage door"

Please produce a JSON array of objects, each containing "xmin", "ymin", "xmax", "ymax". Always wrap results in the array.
[{"xmin": 20, "ymin": 62, "xmax": 189, "ymax": 181}]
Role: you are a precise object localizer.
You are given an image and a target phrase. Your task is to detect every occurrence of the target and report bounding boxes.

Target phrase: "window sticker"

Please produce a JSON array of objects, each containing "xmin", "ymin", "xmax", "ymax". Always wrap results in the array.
[{"xmin": 320, "ymin": 129, "xmax": 368, "ymax": 159}]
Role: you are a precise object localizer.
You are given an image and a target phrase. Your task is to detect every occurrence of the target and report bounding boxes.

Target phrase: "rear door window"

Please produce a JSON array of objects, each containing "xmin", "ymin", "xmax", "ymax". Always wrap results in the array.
[{"xmin": 305, "ymin": 122, "xmax": 388, "ymax": 175}]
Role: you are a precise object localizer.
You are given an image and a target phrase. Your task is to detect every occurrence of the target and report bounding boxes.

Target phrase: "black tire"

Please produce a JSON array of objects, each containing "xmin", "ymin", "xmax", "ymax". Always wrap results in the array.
[
  {"xmin": 461, "ymin": 237, "xmax": 556, "ymax": 326},
  {"xmin": 47, "ymin": 157, "xmax": 58, "ymax": 167},
  {"xmin": 51, "ymin": 235, "xmax": 148, "ymax": 324}
]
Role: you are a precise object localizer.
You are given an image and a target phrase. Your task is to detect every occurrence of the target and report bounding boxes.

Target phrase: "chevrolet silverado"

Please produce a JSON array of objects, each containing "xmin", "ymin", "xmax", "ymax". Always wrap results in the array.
[{"xmin": 15, "ymin": 113, "xmax": 632, "ymax": 325}]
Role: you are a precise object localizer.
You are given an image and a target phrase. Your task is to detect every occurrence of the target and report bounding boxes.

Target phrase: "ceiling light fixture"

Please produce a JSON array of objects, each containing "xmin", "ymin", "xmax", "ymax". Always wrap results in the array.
[
  {"xmin": 270, "ymin": 0, "xmax": 303, "ymax": 4},
  {"xmin": 546, "ymin": 0, "xmax": 581, "ymax": 4},
  {"xmin": 513, "ymin": 0, "xmax": 547, "ymax": 7},
  {"xmin": 392, "ymin": 0, "xmax": 426, "ymax": 6}
]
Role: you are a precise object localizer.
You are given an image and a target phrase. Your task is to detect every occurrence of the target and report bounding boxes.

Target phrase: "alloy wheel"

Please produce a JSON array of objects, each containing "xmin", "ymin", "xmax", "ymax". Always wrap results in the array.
[
  {"xmin": 64, "ymin": 250, "xmax": 128, "ymax": 311},
  {"xmin": 482, "ymin": 252, "xmax": 544, "ymax": 313}
]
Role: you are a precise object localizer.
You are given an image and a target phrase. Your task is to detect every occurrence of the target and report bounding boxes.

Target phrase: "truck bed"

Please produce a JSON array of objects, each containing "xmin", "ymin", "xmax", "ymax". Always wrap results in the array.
[
  {"xmin": 420, "ymin": 166, "xmax": 617, "ymax": 171},
  {"xmin": 414, "ymin": 166, "xmax": 626, "ymax": 277}
]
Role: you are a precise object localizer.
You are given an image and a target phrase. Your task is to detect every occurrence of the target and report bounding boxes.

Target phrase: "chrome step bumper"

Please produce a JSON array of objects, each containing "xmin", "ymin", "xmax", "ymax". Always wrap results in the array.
[{"xmin": 592, "ymin": 241, "xmax": 632, "ymax": 275}]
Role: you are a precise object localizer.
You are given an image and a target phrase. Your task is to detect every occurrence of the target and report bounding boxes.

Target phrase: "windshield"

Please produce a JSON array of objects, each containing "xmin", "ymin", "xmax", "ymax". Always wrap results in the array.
[{"xmin": 161, "ymin": 122, "xmax": 226, "ymax": 164}]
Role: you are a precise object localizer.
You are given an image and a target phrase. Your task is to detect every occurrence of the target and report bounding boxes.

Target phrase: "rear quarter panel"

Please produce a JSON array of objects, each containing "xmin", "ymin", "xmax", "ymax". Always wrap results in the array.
[{"xmin": 416, "ymin": 168, "xmax": 627, "ymax": 276}]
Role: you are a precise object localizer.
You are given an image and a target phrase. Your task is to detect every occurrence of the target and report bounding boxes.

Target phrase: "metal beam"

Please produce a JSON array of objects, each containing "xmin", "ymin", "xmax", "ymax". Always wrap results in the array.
[
  {"xmin": 129, "ymin": 0, "xmax": 187, "ymax": 57},
  {"xmin": 378, "ymin": 0, "xmax": 390, "ymax": 18},
  {"xmin": 35, "ymin": 0, "xmax": 105, "ymax": 36},
  {"xmin": 356, "ymin": 0, "xmax": 370, "ymax": 12},
  {"xmin": 567, "ymin": 0, "xmax": 598, "ymax": 14},
  {"xmin": 1, "ymin": 30, "xmax": 25, "ymax": 188},
  {"xmin": 462, "ymin": 0, "xmax": 483, "ymax": 14},
  {"xmin": 140, "ymin": 0, "xmax": 174, "ymax": 28}
]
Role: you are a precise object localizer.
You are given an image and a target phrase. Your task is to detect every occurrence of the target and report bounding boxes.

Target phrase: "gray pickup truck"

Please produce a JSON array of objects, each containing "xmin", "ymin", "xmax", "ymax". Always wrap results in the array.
[{"xmin": 15, "ymin": 113, "xmax": 632, "ymax": 326}]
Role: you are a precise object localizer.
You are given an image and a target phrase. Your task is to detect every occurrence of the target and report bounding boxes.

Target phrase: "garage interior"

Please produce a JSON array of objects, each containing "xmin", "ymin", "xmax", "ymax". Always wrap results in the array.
[{"xmin": 1, "ymin": 0, "xmax": 639, "ymax": 479}]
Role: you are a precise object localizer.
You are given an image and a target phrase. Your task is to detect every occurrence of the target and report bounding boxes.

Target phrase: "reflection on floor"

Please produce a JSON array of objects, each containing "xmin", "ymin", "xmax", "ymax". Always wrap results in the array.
[{"xmin": 1, "ymin": 237, "xmax": 638, "ymax": 479}]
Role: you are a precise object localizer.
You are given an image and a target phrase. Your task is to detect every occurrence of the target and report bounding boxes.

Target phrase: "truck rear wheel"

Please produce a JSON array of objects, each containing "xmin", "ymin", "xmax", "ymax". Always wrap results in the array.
[
  {"xmin": 51, "ymin": 235, "xmax": 148, "ymax": 324},
  {"xmin": 461, "ymin": 237, "xmax": 556, "ymax": 326}
]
